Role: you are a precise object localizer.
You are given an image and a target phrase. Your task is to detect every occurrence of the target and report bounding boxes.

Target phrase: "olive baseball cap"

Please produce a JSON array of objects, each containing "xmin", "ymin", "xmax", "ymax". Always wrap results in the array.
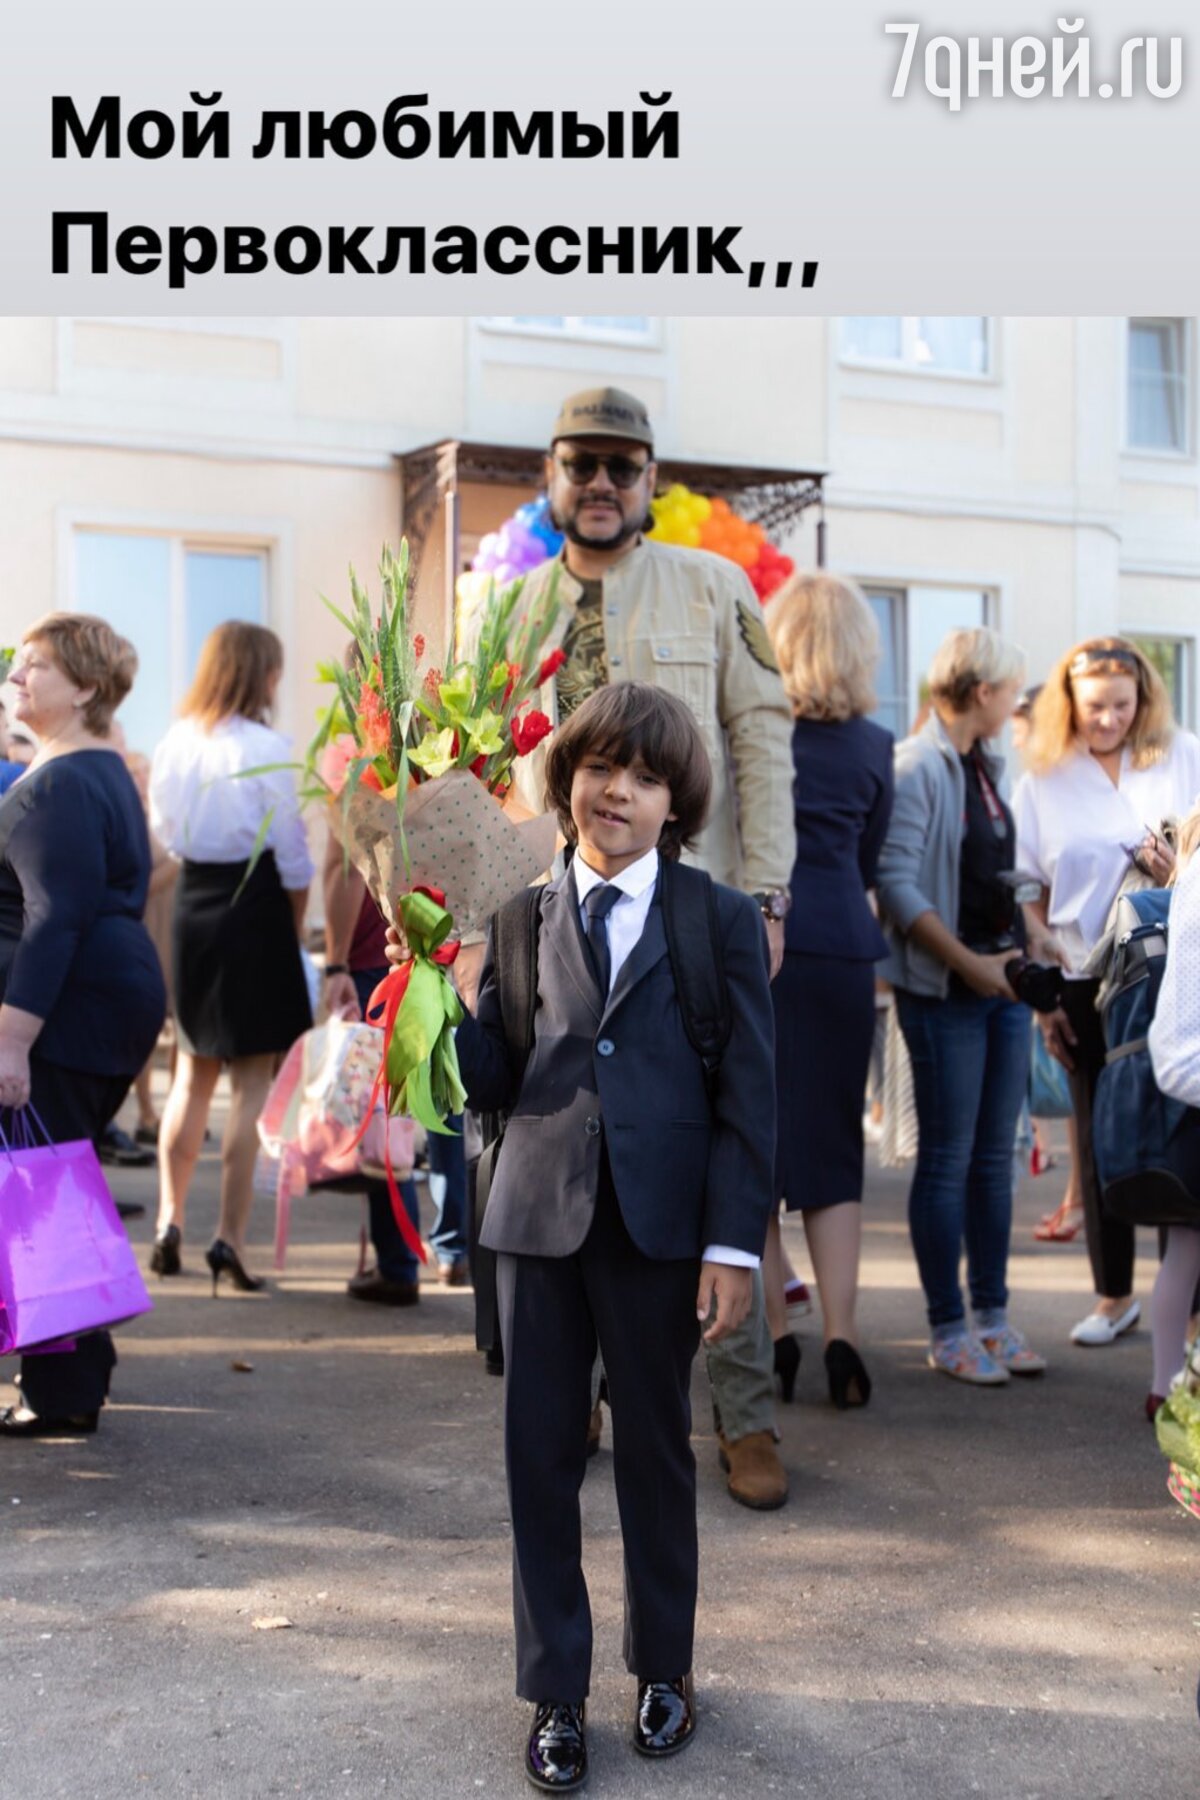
[{"xmin": 551, "ymin": 386, "xmax": 654, "ymax": 450}]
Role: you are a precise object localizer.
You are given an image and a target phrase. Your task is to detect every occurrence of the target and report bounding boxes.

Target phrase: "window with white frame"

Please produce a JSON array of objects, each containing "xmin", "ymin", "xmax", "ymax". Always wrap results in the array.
[
  {"xmin": 841, "ymin": 317, "xmax": 992, "ymax": 377},
  {"xmin": 861, "ymin": 583, "xmax": 991, "ymax": 738},
  {"xmin": 1130, "ymin": 633, "xmax": 1194, "ymax": 728},
  {"xmin": 1126, "ymin": 319, "xmax": 1191, "ymax": 455},
  {"xmin": 483, "ymin": 316, "xmax": 658, "ymax": 347},
  {"xmin": 72, "ymin": 531, "xmax": 268, "ymax": 755}
]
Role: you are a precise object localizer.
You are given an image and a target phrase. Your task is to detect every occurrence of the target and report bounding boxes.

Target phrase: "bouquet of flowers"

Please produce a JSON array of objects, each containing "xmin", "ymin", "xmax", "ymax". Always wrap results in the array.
[
  {"xmin": 1155, "ymin": 1329, "xmax": 1200, "ymax": 1520},
  {"xmin": 305, "ymin": 540, "xmax": 563, "ymax": 1150}
]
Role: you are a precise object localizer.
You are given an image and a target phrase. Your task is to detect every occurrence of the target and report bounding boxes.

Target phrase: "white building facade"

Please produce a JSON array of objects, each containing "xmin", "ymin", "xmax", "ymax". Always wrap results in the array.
[{"xmin": 0, "ymin": 314, "xmax": 1195, "ymax": 759}]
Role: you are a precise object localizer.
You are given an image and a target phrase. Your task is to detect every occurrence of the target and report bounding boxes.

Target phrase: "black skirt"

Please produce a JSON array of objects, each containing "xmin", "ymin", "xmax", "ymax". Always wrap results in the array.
[
  {"xmin": 773, "ymin": 951, "xmax": 875, "ymax": 1211},
  {"xmin": 173, "ymin": 852, "xmax": 311, "ymax": 1060}
]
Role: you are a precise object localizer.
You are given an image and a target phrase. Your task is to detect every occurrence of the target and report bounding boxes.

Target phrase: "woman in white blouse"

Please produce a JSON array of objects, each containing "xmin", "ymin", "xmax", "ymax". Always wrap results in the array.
[
  {"xmin": 149, "ymin": 624, "xmax": 314, "ymax": 1293},
  {"xmin": 1014, "ymin": 637, "xmax": 1200, "ymax": 1347}
]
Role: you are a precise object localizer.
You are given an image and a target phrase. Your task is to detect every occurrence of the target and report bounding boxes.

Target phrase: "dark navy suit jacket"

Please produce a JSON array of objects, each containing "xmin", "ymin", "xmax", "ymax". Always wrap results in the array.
[
  {"xmin": 782, "ymin": 715, "xmax": 894, "ymax": 961},
  {"xmin": 456, "ymin": 864, "xmax": 776, "ymax": 1263}
]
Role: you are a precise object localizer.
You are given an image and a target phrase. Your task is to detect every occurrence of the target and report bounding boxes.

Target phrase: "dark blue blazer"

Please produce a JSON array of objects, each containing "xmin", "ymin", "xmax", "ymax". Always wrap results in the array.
[
  {"xmin": 456, "ymin": 864, "xmax": 776, "ymax": 1263},
  {"xmin": 783, "ymin": 715, "xmax": 894, "ymax": 960}
]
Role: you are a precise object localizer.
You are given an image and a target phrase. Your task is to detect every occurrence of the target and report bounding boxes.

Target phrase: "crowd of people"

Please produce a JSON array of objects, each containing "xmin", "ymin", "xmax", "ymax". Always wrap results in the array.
[{"xmin": 1, "ymin": 383, "xmax": 1197, "ymax": 1789}]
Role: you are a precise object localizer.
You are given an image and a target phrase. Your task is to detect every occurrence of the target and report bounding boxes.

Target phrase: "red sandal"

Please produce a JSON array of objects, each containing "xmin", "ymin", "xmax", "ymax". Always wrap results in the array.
[{"xmin": 1033, "ymin": 1199, "xmax": 1085, "ymax": 1242}]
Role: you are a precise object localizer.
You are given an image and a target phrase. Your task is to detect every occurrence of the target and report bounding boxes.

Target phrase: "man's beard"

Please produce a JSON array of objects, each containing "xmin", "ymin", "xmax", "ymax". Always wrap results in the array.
[{"xmin": 550, "ymin": 498, "xmax": 645, "ymax": 552}]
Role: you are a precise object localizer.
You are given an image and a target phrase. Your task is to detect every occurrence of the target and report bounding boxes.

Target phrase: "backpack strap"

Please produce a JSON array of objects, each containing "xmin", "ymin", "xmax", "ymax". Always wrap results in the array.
[
  {"xmin": 659, "ymin": 860, "xmax": 733, "ymax": 1083},
  {"xmin": 489, "ymin": 883, "xmax": 543, "ymax": 1066}
]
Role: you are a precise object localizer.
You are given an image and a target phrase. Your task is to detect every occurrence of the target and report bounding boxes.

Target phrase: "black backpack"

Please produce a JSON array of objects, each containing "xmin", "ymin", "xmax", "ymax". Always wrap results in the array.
[
  {"xmin": 1093, "ymin": 887, "xmax": 1197, "ymax": 1226},
  {"xmin": 469, "ymin": 860, "xmax": 734, "ymax": 1355}
]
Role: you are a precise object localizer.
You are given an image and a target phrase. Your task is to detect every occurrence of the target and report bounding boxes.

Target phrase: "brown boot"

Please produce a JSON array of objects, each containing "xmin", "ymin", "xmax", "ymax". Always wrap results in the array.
[{"xmin": 717, "ymin": 1430, "xmax": 788, "ymax": 1510}]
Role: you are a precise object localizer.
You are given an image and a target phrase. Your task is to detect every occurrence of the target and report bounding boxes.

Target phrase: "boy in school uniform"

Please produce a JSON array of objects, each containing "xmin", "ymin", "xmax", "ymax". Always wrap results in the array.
[{"xmin": 454, "ymin": 682, "xmax": 776, "ymax": 1791}]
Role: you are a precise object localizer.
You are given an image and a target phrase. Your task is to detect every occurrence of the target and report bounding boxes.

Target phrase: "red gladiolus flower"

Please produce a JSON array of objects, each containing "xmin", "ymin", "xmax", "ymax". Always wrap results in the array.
[
  {"xmin": 423, "ymin": 665, "xmax": 443, "ymax": 697},
  {"xmin": 412, "ymin": 633, "xmax": 426, "ymax": 659},
  {"xmin": 358, "ymin": 682, "xmax": 392, "ymax": 756},
  {"xmin": 512, "ymin": 709, "xmax": 552, "ymax": 757},
  {"xmin": 360, "ymin": 765, "xmax": 384, "ymax": 793},
  {"xmin": 470, "ymin": 754, "xmax": 487, "ymax": 779},
  {"xmin": 502, "ymin": 661, "xmax": 522, "ymax": 706},
  {"xmin": 536, "ymin": 647, "xmax": 567, "ymax": 685}
]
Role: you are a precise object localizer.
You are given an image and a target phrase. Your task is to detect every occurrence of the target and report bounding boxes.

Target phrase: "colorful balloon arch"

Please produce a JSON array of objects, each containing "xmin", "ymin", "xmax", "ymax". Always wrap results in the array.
[
  {"xmin": 465, "ymin": 486, "xmax": 794, "ymax": 603},
  {"xmin": 646, "ymin": 483, "xmax": 794, "ymax": 602}
]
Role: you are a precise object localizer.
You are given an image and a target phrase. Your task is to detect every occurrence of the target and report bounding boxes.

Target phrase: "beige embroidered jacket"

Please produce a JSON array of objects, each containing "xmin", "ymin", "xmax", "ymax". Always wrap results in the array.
[{"xmin": 457, "ymin": 539, "xmax": 795, "ymax": 892}]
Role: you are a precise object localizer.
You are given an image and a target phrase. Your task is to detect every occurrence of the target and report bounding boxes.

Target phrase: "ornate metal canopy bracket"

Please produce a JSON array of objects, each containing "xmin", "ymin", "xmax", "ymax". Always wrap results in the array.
[{"xmin": 399, "ymin": 440, "xmax": 827, "ymax": 582}]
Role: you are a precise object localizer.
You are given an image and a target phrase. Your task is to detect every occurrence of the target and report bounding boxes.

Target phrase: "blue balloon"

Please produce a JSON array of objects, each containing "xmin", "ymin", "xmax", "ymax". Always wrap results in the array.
[{"xmin": 475, "ymin": 496, "xmax": 562, "ymax": 575}]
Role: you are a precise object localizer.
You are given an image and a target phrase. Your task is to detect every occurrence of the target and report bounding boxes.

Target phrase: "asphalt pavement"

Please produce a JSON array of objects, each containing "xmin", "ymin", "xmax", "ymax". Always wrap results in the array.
[{"xmin": 2, "ymin": 1104, "xmax": 1197, "ymax": 1800}]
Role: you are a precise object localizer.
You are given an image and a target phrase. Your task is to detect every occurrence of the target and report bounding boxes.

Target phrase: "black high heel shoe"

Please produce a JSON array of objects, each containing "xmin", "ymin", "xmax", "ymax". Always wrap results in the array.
[
  {"xmin": 204, "ymin": 1239, "xmax": 266, "ymax": 1296},
  {"xmin": 773, "ymin": 1333, "xmax": 801, "ymax": 1403},
  {"xmin": 149, "ymin": 1224, "xmax": 181, "ymax": 1278},
  {"xmin": 825, "ymin": 1339, "xmax": 871, "ymax": 1410}
]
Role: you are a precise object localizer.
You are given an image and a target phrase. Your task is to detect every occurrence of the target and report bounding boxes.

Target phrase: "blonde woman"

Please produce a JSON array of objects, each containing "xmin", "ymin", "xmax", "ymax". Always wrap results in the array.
[
  {"xmin": 149, "ymin": 624, "xmax": 313, "ymax": 1292},
  {"xmin": 763, "ymin": 574, "xmax": 893, "ymax": 1407},
  {"xmin": 1014, "ymin": 636, "xmax": 1200, "ymax": 1346},
  {"xmin": 877, "ymin": 627, "xmax": 1047, "ymax": 1385}
]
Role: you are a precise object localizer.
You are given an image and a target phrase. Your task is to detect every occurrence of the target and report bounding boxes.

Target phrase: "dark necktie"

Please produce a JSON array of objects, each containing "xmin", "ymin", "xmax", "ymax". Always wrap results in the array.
[{"xmin": 583, "ymin": 882, "xmax": 622, "ymax": 998}]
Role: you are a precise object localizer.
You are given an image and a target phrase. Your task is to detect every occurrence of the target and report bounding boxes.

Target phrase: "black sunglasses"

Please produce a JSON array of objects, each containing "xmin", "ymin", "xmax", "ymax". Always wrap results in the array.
[
  {"xmin": 1068, "ymin": 646, "xmax": 1142, "ymax": 681},
  {"xmin": 554, "ymin": 451, "xmax": 650, "ymax": 490}
]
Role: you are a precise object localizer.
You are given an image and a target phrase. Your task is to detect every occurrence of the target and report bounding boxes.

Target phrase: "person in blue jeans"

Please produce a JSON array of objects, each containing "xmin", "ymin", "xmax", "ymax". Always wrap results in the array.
[
  {"xmin": 876, "ymin": 626, "xmax": 1052, "ymax": 1385},
  {"xmin": 425, "ymin": 1121, "xmax": 469, "ymax": 1283}
]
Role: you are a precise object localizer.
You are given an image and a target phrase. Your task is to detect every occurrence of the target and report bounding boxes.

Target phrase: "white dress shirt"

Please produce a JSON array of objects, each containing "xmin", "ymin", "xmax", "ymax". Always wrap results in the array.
[
  {"xmin": 572, "ymin": 848, "xmax": 759, "ymax": 1271},
  {"xmin": 1013, "ymin": 733, "xmax": 1200, "ymax": 975},
  {"xmin": 149, "ymin": 714, "xmax": 315, "ymax": 889},
  {"xmin": 1149, "ymin": 850, "xmax": 1200, "ymax": 1106}
]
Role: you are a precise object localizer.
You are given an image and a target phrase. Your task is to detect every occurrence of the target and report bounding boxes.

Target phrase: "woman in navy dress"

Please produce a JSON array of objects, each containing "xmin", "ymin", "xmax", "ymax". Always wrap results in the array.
[
  {"xmin": 0, "ymin": 614, "xmax": 166, "ymax": 1435},
  {"xmin": 764, "ymin": 575, "xmax": 893, "ymax": 1408}
]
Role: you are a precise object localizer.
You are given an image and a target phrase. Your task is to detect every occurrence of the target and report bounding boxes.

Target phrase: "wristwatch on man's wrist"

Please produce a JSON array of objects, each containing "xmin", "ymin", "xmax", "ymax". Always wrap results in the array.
[{"xmin": 752, "ymin": 889, "xmax": 791, "ymax": 922}]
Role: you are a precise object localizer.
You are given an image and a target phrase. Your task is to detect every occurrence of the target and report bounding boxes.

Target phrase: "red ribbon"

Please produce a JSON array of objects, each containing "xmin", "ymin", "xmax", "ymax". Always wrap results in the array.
[{"xmin": 348, "ymin": 891, "xmax": 461, "ymax": 1264}]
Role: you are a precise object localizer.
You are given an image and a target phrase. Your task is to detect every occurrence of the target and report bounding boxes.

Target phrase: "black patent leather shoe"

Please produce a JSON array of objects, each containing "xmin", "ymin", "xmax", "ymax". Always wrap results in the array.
[
  {"xmin": 633, "ymin": 1675, "xmax": 695, "ymax": 1757},
  {"xmin": 525, "ymin": 1701, "xmax": 587, "ymax": 1791},
  {"xmin": 204, "ymin": 1238, "xmax": 267, "ymax": 1296},
  {"xmin": 150, "ymin": 1224, "xmax": 182, "ymax": 1278}
]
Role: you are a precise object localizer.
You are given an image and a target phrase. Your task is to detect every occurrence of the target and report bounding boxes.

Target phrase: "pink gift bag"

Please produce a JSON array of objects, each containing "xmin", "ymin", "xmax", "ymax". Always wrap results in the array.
[
  {"xmin": 257, "ymin": 1018, "xmax": 417, "ymax": 1269},
  {"xmin": 0, "ymin": 1134, "xmax": 153, "ymax": 1355}
]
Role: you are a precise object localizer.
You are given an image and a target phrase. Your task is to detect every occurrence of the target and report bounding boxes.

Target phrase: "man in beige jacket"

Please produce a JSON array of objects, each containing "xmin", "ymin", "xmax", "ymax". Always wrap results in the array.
[{"xmin": 459, "ymin": 386, "xmax": 797, "ymax": 1509}]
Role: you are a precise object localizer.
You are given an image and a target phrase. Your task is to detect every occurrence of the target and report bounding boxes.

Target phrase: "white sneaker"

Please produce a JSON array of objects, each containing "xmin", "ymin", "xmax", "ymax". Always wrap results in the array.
[{"xmin": 1069, "ymin": 1300, "xmax": 1140, "ymax": 1346}]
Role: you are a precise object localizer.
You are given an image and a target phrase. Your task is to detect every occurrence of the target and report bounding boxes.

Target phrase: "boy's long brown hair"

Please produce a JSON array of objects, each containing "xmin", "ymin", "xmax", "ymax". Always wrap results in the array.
[{"xmin": 543, "ymin": 682, "xmax": 711, "ymax": 861}]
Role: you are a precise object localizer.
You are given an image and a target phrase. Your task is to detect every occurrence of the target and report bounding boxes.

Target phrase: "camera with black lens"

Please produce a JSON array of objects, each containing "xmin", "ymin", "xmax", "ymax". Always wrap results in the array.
[
  {"xmin": 989, "ymin": 871, "xmax": 1065, "ymax": 1012},
  {"xmin": 1003, "ymin": 955, "xmax": 1066, "ymax": 1014}
]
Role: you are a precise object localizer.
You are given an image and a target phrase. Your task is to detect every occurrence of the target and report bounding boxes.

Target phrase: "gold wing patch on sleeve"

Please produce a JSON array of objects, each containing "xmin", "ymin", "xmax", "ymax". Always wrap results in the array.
[{"xmin": 737, "ymin": 600, "xmax": 779, "ymax": 673}]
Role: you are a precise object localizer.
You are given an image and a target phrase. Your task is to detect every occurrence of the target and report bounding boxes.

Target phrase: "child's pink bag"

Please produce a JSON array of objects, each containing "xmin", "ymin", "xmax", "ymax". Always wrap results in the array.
[{"xmin": 257, "ymin": 1018, "xmax": 417, "ymax": 1268}]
